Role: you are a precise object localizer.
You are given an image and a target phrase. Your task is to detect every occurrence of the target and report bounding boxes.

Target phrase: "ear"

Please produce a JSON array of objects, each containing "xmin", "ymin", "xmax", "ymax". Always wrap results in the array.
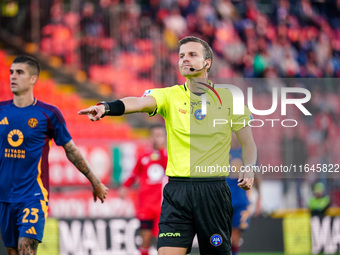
[
  {"xmin": 30, "ymin": 75, "xmax": 38, "ymax": 85},
  {"xmin": 205, "ymin": 59, "xmax": 212, "ymax": 69}
]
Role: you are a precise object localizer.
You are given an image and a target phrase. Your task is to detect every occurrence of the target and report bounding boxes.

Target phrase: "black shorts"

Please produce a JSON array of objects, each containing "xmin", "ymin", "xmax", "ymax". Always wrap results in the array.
[{"xmin": 157, "ymin": 177, "xmax": 233, "ymax": 255}]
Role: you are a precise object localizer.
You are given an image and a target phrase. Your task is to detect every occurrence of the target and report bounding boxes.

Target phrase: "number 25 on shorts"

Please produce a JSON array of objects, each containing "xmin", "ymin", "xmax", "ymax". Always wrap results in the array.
[{"xmin": 22, "ymin": 208, "xmax": 39, "ymax": 223}]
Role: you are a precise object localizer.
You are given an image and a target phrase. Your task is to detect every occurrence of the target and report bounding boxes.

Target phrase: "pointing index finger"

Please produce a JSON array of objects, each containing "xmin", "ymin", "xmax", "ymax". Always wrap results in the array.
[{"xmin": 78, "ymin": 108, "xmax": 91, "ymax": 114}]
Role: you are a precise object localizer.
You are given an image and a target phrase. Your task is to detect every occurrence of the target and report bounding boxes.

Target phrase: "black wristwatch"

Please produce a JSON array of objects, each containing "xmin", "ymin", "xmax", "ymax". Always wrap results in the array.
[{"xmin": 96, "ymin": 101, "xmax": 110, "ymax": 117}]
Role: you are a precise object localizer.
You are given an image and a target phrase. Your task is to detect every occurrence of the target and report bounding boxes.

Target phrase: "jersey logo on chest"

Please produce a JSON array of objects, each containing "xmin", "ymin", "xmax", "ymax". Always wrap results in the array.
[
  {"xmin": 28, "ymin": 118, "xmax": 38, "ymax": 128},
  {"xmin": 0, "ymin": 117, "xmax": 9, "ymax": 125}
]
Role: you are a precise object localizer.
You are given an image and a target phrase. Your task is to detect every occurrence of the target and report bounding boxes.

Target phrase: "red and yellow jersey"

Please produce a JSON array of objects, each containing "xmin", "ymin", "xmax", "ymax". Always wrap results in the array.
[{"xmin": 0, "ymin": 99, "xmax": 72, "ymax": 202}]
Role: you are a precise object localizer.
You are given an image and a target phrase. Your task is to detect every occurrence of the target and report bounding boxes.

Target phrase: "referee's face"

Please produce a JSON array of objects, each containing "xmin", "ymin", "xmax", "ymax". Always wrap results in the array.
[{"xmin": 179, "ymin": 42, "xmax": 206, "ymax": 78}]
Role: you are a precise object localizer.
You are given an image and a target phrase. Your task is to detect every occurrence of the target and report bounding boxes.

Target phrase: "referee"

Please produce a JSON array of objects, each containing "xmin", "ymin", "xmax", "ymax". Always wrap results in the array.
[{"xmin": 79, "ymin": 36, "xmax": 257, "ymax": 255}]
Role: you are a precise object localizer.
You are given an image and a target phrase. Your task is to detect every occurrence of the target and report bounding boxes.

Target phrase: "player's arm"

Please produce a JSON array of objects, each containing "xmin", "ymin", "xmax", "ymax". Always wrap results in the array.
[
  {"xmin": 235, "ymin": 126, "xmax": 257, "ymax": 190},
  {"xmin": 119, "ymin": 156, "xmax": 142, "ymax": 198},
  {"xmin": 63, "ymin": 140, "xmax": 108, "ymax": 203},
  {"xmin": 118, "ymin": 171, "xmax": 137, "ymax": 199},
  {"xmin": 78, "ymin": 96, "xmax": 157, "ymax": 121}
]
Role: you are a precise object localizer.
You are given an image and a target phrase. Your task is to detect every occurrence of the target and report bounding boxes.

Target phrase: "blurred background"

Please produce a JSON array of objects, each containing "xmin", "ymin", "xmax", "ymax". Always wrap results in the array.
[{"xmin": 0, "ymin": 0, "xmax": 339, "ymax": 254}]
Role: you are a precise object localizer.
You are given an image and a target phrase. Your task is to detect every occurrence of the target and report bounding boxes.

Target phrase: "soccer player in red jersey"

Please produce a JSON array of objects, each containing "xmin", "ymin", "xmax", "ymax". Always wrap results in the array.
[{"xmin": 119, "ymin": 124, "xmax": 167, "ymax": 255}]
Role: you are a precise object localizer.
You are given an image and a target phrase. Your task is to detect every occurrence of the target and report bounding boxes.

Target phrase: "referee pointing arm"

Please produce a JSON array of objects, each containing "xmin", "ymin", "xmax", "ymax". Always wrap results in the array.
[{"xmin": 79, "ymin": 36, "xmax": 257, "ymax": 255}]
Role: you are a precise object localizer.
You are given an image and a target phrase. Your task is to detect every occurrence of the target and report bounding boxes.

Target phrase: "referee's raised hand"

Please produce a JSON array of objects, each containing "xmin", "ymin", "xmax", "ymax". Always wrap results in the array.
[{"xmin": 78, "ymin": 104, "xmax": 105, "ymax": 121}]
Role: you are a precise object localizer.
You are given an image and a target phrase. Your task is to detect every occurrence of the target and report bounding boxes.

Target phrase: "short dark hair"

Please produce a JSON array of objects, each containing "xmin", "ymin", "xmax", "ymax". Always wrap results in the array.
[
  {"xmin": 179, "ymin": 36, "xmax": 213, "ymax": 73},
  {"xmin": 13, "ymin": 55, "xmax": 40, "ymax": 76}
]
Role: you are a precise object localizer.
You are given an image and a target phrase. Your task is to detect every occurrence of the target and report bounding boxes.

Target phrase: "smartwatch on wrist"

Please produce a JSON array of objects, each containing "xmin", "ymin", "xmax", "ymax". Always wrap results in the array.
[{"xmin": 96, "ymin": 101, "xmax": 110, "ymax": 117}]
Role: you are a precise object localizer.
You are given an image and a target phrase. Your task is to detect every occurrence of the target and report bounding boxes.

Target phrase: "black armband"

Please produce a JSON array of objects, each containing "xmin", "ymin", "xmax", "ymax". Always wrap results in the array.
[{"xmin": 105, "ymin": 100, "xmax": 125, "ymax": 116}]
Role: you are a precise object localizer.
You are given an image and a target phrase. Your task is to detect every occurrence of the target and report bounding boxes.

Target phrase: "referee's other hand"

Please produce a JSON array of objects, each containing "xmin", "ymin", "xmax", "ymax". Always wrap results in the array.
[
  {"xmin": 238, "ymin": 171, "xmax": 254, "ymax": 191},
  {"xmin": 78, "ymin": 104, "xmax": 105, "ymax": 121}
]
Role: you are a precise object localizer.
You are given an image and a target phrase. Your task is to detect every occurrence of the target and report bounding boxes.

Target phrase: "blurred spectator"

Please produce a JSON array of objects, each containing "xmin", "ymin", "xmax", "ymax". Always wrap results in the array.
[
  {"xmin": 80, "ymin": 2, "xmax": 106, "ymax": 72},
  {"xmin": 253, "ymin": 36, "xmax": 270, "ymax": 77},
  {"xmin": 314, "ymin": 107, "xmax": 337, "ymax": 163},
  {"xmin": 275, "ymin": 0, "xmax": 290, "ymax": 25},
  {"xmin": 280, "ymin": 47, "xmax": 300, "ymax": 77},
  {"xmin": 177, "ymin": 0, "xmax": 197, "ymax": 19},
  {"xmin": 296, "ymin": 0, "xmax": 320, "ymax": 27},
  {"xmin": 309, "ymin": 182, "xmax": 330, "ymax": 217},
  {"xmin": 222, "ymin": 33, "xmax": 246, "ymax": 72},
  {"xmin": 0, "ymin": 0, "xmax": 19, "ymax": 34},
  {"xmin": 40, "ymin": 2, "xmax": 78, "ymax": 64},
  {"xmin": 281, "ymin": 126, "xmax": 308, "ymax": 208},
  {"xmin": 216, "ymin": 0, "xmax": 239, "ymax": 21},
  {"xmin": 163, "ymin": 7, "xmax": 188, "ymax": 44},
  {"xmin": 9, "ymin": 0, "xmax": 340, "ymax": 84}
]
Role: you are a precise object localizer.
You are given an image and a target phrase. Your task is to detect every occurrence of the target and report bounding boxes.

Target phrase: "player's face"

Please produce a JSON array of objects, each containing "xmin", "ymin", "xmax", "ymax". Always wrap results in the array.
[
  {"xmin": 179, "ymin": 42, "xmax": 207, "ymax": 78},
  {"xmin": 10, "ymin": 63, "xmax": 37, "ymax": 95},
  {"xmin": 151, "ymin": 127, "xmax": 166, "ymax": 150}
]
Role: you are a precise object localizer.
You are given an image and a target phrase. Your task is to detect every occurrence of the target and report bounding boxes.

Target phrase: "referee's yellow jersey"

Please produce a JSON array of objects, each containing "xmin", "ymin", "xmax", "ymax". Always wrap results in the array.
[{"xmin": 147, "ymin": 82, "xmax": 251, "ymax": 178}]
